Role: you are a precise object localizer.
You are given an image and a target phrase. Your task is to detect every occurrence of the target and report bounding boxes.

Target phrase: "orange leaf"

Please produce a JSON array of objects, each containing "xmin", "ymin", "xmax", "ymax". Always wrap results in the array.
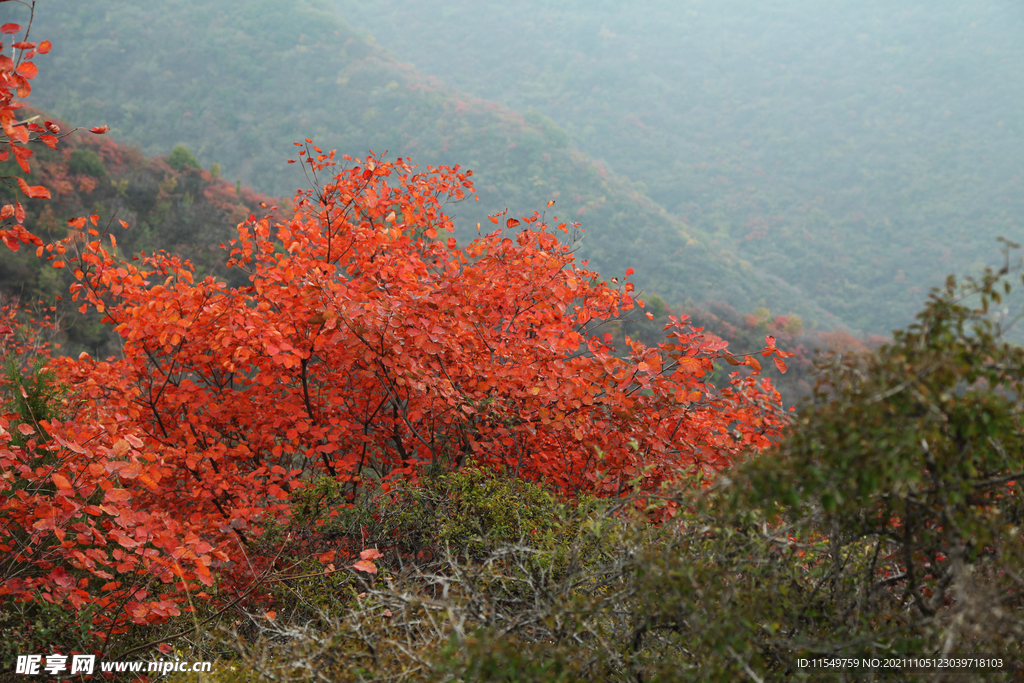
[
  {"xmin": 773, "ymin": 357, "xmax": 788, "ymax": 374},
  {"xmin": 352, "ymin": 559, "xmax": 378, "ymax": 574},
  {"xmin": 360, "ymin": 548, "xmax": 383, "ymax": 560},
  {"xmin": 90, "ymin": 125, "xmax": 110, "ymax": 134},
  {"xmin": 17, "ymin": 423, "xmax": 34, "ymax": 436},
  {"xmin": 745, "ymin": 356, "xmax": 762, "ymax": 374},
  {"xmin": 0, "ymin": 23, "xmax": 21, "ymax": 35},
  {"xmin": 52, "ymin": 473, "xmax": 72, "ymax": 490},
  {"xmin": 547, "ymin": 200, "xmax": 555, "ymax": 207},
  {"xmin": 506, "ymin": 218, "xmax": 521, "ymax": 229},
  {"xmin": 37, "ymin": 40, "xmax": 52, "ymax": 55},
  {"xmin": 676, "ymin": 357, "xmax": 703, "ymax": 374}
]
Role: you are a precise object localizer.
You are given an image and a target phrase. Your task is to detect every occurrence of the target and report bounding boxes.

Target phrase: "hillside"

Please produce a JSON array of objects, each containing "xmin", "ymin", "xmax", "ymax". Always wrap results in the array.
[
  {"xmin": 19, "ymin": 0, "xmax": 845, "ymax": 333},
  {"xmin": 0, "ymin": 114, "xmax": 276, "ymax": 356},
  {"xmin": 332, "ymin": 0, "xmax": 1024, "ymax": 336}
]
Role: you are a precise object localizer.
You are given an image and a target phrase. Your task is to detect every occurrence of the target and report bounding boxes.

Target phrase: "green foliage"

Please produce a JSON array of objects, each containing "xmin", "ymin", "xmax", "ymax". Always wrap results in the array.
[
  {"xmin": 436, "ymin": 632, "xmax": 578, "ymax": 682},
  {"xmin": 67, "ymin": 148, "xmax": 107, "ymax": 178},
  {"xmin": 289, "ymin": 465, "xmax": 587, "ymax": 574},
  {"xmin": 2, "ymin": 355, "xmax": 66, "ymax": 446},
  {"xmin": 167, "ymin": 144, "xmax": 201, "ymax": 171},
  {"xmin": 0, "ymin": 599, "xmax": 104, "ymax": 673},
  {"xmin": 714, "ymin": 241, "xmax": 1024, "ymax": 673},
  {"xmin": 431, "ymin": 466, "xmax": 573, "ymax": 560}
]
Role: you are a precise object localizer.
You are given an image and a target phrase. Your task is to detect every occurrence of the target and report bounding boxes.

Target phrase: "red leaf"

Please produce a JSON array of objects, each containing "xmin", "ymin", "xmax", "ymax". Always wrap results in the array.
[
  {"xmin": 15, "ymin": 62, "xmax": 37, "ymax": 79},
  {"xmin": 360, "ymin": 548, "xmax": 383, "ymax": 560},
  {"xmin": 16, "ymin": 177, "xmax": 50, "ymax": 199},
  {"xmin": 746, "ymin": 356, "xmax": 762, "ymax": 374},
  {"xmin": 37, "ymin": 40, "xmax": 52, "ymax": 55},
  {"xmin": 90, "ymin": 125, "xmax": 110, "ymax": 134},
  {"xmin": 17, "ymin": 423, "xmax": 34, "ymax": 436},
  {"xmin": 52, "ymin": 473, "xmax": 72, "ymax": 490},
  {"xmin": 506, "ymin": 218, "xmax": 520, "ymax": 229},
  {"xmin": 0, "ymin": 23, "xmax": 22, "ymax": 35},
  {"xmin": 104, "ymin": 488, "xmax": 132, "ymax": 503},
  {"xmin": 773, "ymin": 356, "xmax": 788, "ymax": 374}
]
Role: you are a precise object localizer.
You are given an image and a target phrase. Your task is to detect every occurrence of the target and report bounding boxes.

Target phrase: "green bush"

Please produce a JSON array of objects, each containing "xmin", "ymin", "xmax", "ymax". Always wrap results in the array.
[
  {"xmin": 67, "ymin": 148, "xmax": 107, "ymax": 178},
  {"xmin": 167, "ymin": 144, "xmax": 201, "ymax": 171}
]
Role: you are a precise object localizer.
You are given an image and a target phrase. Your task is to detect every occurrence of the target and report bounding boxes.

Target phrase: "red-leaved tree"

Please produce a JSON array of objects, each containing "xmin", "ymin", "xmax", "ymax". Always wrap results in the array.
[{"xmin": 0, "ymin": 7, "xmax": 791, "ymax": 642}]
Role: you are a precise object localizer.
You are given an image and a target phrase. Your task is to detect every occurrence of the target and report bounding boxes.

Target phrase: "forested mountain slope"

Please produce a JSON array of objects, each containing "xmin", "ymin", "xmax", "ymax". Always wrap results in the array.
[
  {"xmin": 20, "ymin": 0, "xmax": 844, "ymax": 331},
  {"xmin": 0, "ymin": 115, "xmax": 275, "ymax": 356},
  {"xmin": 333, "ymin": 0, "xmax": 1024, "ymax": 336}
]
